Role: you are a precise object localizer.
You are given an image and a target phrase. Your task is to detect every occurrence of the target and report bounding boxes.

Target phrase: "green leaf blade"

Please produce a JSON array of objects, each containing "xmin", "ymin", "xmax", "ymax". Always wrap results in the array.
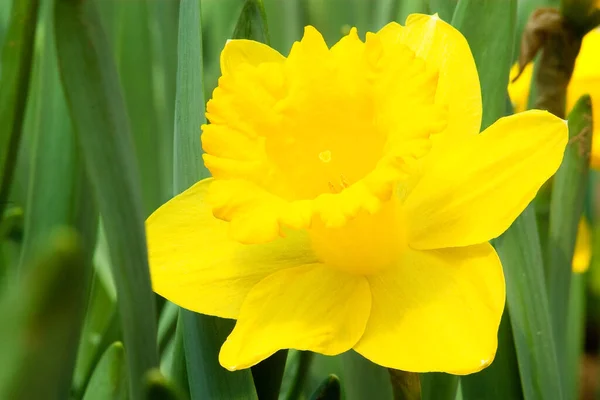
[
  {"xmin": 53, "ymin": 0, "xmax": 159, "ymax": 398},
  {"xmin": 0, "ymin": 0, "xmax": 40, "ymax": 218}
]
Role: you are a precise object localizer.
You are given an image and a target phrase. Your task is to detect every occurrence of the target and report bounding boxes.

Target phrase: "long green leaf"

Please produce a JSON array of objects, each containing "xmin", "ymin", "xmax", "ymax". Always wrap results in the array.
[
  {"xmin": 461, "ymin": 310, "xmax": 524, "ymax": 400},
  {"xmin": 284, "ymin": 351, "xmax": 315, "ymax": 400},
  {"xmin": 0, "ymin": 229, "xmax": 89, "ymax": 400},
  {"xmin": 0, "ymin": 0, "xmax": 39, "ymax": 219},
  {"xmin": 173, "ymin": 0, "xmax": 257, "ymax": 398},
  {"xmin": 262, "ymin": 0, "xmax": 303, "ymax": 54},
  {"xmin": 233, "ymin": 0, "xmax": 270, "ymax": 44},
  {"xmin": 565, "ymin": 272, "xmax": 586, "ymax": 400},
  {"xmin": 396, "ymin": 0, "xmax": 429, "ymax": 23},
  {"xmin": 182, "ymin": 314, "xmax": 258, "ymax": 399},
  {"xmin": 496, "ymin": 206, "xmax": 563, "ymax": 400},
  {"xmin": 341, "ymin": 352, "xmax": 393, "ymax": 400},
  {"xmin": 82, "ymin": 342, "xmax": 128, "ymax": 400},
  {"xmin": 371, "ymin": 0, "xmax": 399, "ymax": 31},
  {"xmin": 429, "ymin": 0, "xmax": 456, "ymax": 22},
  {"xmin": 452, "ymin": 0, "xmax": 517, "ymax": 130},
  {"xmin": 73, "ymin": 274, "xmax": 118, "ymax": 396},
  {"xmin": 18, "ymin": 0, "xmax": 95, "ymax": 269},
  {"xmin": 546, "ymin": 95, "xmax": 592, "ymax": 395},
  {"xmin": 113, "ymin": 0, "xmax": 171, "ymax": 215},
  {"xmin": 421, "ymin": 373, "xmax": 458, "ymax": 400},
  {"xmin": 0, "ymin": 0, "xmax": 13, "ymax": 48},
  {"xmin": 53, "ymin": 1, "xmax": 159, "ymax": 398}
]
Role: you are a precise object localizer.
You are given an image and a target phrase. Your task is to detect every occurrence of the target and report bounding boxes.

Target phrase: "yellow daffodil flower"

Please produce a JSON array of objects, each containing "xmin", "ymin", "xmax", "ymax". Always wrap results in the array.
[
  {"xmin": 573, "ymin": 218, "xmax": 592, "ymax": 274},
  {"xmin": 147, "ymin": 14, "xmax": 567, "ymax": 374},
  {"xmin": 509, "ymin": 28, "xmax": 600, "ymax": 167}
]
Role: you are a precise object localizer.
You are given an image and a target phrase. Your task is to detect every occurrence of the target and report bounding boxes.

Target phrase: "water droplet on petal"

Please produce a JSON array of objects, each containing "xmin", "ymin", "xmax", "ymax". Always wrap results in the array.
[{"xmin": 319, "ymin": 150, "xmax": 332, "ymax": 163}]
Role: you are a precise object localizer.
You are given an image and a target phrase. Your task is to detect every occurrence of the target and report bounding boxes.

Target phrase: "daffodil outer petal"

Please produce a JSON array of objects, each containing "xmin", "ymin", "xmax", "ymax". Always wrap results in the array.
[
  {"xmin": 220, "ymin": 39, "xmax": 285, "ymax": 76},
  {"xmin": 219, "ymin": 264, "xmax": 371, "ymax": 371},
  {"xmin": 406, "ymin": 110, "xmax": 568, "ymax": 250},
  {"xmin": 402, "ymin": 14, "xmax": 482, "ymax": 138},
  {"xmin": 354, "ymin": 243, "xmax": 505, "ymax": 374},
  {"xmin": 146, "ymin": 178, "xmax": 317, "ymax": 319}
]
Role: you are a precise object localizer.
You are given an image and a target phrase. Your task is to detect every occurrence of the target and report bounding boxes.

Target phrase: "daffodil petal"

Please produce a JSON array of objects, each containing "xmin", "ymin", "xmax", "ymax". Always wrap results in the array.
[
  {"xmin": 354, "ymin": 243, "xmax": 505, "ymax": 374},
  {"xmin": 219, "ymin": 264, "xmax": 370, "ymax": 370},
  {"xmin": 403, "ymin": 13, "xmax": 482, "ymax": 138},
  {"xmin": 146, "ymin": 178, "xmax": 317, "ymax": 319},
  {"xmin": 220, "ymin": 39, "xmax": 284, "ymax": 76},
  {"xmin": 406, "ymin": 110, "xmax": 568, "ymax": 250}
]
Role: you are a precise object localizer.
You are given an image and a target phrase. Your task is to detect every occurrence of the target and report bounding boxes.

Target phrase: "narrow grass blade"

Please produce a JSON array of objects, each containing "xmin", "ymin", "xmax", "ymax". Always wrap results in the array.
[
  {"xmin": 310, "ymin": 375, "xmax": 341, "ymax": 400},
  {"xmin": 262, "ymin": 0, "xmax": 304, "ymax": 54},
  {"xmin": 173, "ymin": 0, "xmax": 257, "ymax": 398},
  {"xmin": 421, "ymin": 373, "xmax": 458, "ymax": 400},
  {"xmin": 304, "ymin": 0, "xmax": 369, "ymax": 45},
  {"xmin": 546, "ymin": 95, "xmax": 592, "ymax": 394},
  {"xmin": 496, "ymin": 206, "xmax": 563, "ymax": 400},
  {"xmin": 164, "ymin": 315, "xmax": 188, "ymax": 397},
  {"xmin": 112, "ymin": 1, "xmax": 171, "ymax": 215},
  {"xmin": 53, "ymin": 1, "xmax": 159, "ymax": 398},
  {"xmin": 82, "ymin": 342, "xmax": 128, "ymax": 400},
  {"xmin": 430, "ymin": 0, "xmax": 456, "ymax": 21},
  {"xmin": 284, "ymin": 351, "xmax": 315, "ymax": 400},
  {"xmin": 461, "ymin": 311, "xmax": 524, "ymax": 400},
  {"xmin": 233, "ymin": 0, "xmax": 270, "ymax": 44},
  {"xmin": 565, "ymin": 272, "xmax": 586, "ymax": 400},
  {"xmin": 252, "ymin": 350, "xmax": 288, "ymax": 400},
  {"xmin": 0, "ymin": 0, "xmax": 40, "ymax": 218},
  {"xmin": 148, "ymin": 0, "xmax": 179, "ymax": 202},
  {"xmin": 18, "ymin": 0, "xmax": 95, "ymax": 270},
  {"xmin": 158, "ymin": 301, "xmax": 179, "ymax": 355},
  {"xmin": 181, "ymin": 313, "xmax": 258, "ymax": 399},
  {"xmin": 0, "ymin": 229, "xmax": 89, "ymax": 400},
  {"xmin": 371, "ymin": 0, "xmax": 399, "ymax": 31},
  {"xmin": 73, "ymin": 274, "xmax": 118, "ymax": 396},
  {"xmin": 397, "ymin": 0, "xmax": 429, "ymax": 23},
  {"xmin": 451, "ymin": 0, "xmax": 517, "ymax": 130},
  {"xmin": 174, "ymin": 0, "xmax": 210, "ymax": 187},
  {"xmin": 0, "ymin": 0, "xmax": 13, "ymax": 48},
  {"xmin": 341, "ymin": 352, "xmax": 393, "ymax": 400}
]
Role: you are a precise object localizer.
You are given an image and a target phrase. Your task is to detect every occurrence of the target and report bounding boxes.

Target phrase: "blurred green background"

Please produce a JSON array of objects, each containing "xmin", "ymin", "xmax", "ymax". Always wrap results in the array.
[{"xmin": 1, "ymin": 0, "xmax": 600, "ymax": 399}]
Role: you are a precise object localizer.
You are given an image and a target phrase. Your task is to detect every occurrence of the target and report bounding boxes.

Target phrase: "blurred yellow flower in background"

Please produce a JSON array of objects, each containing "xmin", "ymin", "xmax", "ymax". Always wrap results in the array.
[
  {"xmin": 509, "ymin": 29, "xmax": 599, "ymax": 274},
  {"xmin": 147, "ymin": 15, "xmax": 567, "ymax": 374},
  {"xmin": 573, "ymin": 218, "xmax": 592, "ymax": 273},
  {"xmin": 509, "ymin": 28, "xmax": 600, "ymax": 168}
]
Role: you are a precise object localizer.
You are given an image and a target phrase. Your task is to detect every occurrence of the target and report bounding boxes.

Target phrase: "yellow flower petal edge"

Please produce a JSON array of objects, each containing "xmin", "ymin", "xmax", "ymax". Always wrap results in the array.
[
  {"xmin": 402, "ymin": 13, "xmax": 482, "ymax": 143},
  {"xmin": 406, "ymin": 110, "xmax": 567, "ymax": 250},
  {"xmin": 219, "ymin": 264, "xmax": 371, "ymax": 370},
  {"xmin": 509, "ymin": 28, "xmax": 600, "ymax": 169},
  {"xmin": 573, "ymin": 217, "xmax": 592, "ymax": 274},
  {"xmin": 148, "ymin": 14, "xmax": 569, "ymax": 375},
  {"xmin": 354, "ymin": 243, "xmax": 505, "ymax": 374},
  {"xmin": 146, "ymin": 178, "xmax": 317, "ymax": 319}
]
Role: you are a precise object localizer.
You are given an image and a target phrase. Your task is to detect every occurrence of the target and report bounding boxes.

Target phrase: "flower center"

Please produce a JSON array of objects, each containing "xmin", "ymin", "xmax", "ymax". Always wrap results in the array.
[
  {"xmin": 264, "ymin": 85, "xmax": 387, "ymax": 200},
  {"xmin": 310, "ymin": 201, "xmax": 407, "ymax": 275}
]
